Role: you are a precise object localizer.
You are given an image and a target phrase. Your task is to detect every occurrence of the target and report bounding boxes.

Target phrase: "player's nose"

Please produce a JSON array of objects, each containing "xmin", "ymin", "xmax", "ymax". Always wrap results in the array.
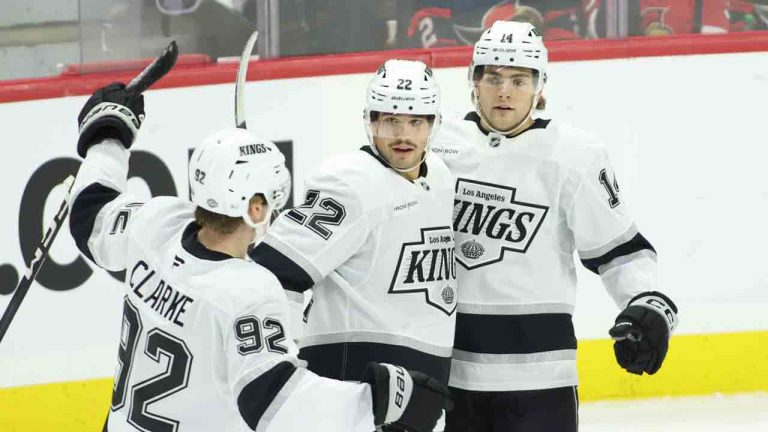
[{"xmin": 496, "ymin": 84, "xmax": 514, "ymax": 98}]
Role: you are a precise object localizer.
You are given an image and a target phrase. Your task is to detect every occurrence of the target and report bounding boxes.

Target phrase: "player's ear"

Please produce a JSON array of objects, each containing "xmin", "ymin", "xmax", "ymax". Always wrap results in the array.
[{"xmin": 248, "ymin": 194, "xmax": 268, "ymax": 224}]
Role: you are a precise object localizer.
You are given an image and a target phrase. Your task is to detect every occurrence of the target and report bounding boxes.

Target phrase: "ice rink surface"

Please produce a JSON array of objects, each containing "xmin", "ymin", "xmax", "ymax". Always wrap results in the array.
[{"xmin": 581, "ymin": 392, "xmax": 768, "ymax": 431}]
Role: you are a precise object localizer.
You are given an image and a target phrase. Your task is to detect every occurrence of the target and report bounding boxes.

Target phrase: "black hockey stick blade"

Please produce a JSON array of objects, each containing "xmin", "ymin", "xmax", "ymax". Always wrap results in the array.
[
  {"xmin": 127, "ymin": 40, "xmax": 179, "ymax": 95},
  {"xmin": 235, "ymin": 31, "xmax": 259, "ymax": 129},
  {"xmin": 0, "ymin": 176, "xmax": 75, "ymax": 344}
]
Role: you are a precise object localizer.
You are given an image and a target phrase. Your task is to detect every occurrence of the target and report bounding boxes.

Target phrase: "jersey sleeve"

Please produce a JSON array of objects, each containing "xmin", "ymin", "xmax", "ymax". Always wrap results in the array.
[
  {"xmin": 249, "ymin": 171, "xmax": 368, "ymax": 293},
  {"xmin": 567, "ymin": 145, "xmax": 659, "ymax": 308},
  {"xmin": 225, "ymin": 288, "xmax": 374, "ymax": 431},
  {"xmin": 69, "ymin": 139, "xmax": 146, "ymax": 272}
]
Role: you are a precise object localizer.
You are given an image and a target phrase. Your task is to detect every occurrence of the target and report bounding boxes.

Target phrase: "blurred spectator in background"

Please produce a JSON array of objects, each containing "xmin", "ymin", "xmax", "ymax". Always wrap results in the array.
[
  {"xmin": 727, "ymin": 0, "xmax": 768, "ymax": 31},
  {"xmin": 406, "ymin": 0, "xmax": 458, "ymax": 48},
  {"xmin": 275, "ymin": 0, "xmax": 310, "ymax": 56},
  {"xmin": 305, "ymin": 0, "xmax": 342, "ymax": 54},
  {"xmin": 631, "ymin": 0, "xmax": 729, "ymax": 35},
  {"xmin": 362, "ymin": 0, "xmax": 402, "ymax": 50},
  {"xmin": 150, "ymin": 0, "xmax": 255, "ymax": 58},
  {"xmin": 407, "ymin": 0, "xmax": 587, "ymax": 48}
]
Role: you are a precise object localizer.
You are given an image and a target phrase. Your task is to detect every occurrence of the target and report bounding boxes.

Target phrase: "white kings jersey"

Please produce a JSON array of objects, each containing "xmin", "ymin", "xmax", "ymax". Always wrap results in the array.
[
  {"xmin": 431, "ymin": 113, "xmax": 660, "ymax": 392},
  {"xmin": 250, "ymin": 147, "xmax": 457, "ymax": 385},
  {"xmin": 70, "ymin": 140, "xmax": 376, "ymax": 432}
]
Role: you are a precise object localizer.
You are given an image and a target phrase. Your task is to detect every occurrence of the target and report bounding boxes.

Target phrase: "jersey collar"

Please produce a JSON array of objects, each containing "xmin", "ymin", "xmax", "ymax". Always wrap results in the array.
[
  {"xmin": 464, "ymin": 111, "xmax": 551, "ymax": 138},
  {"xmin": 182, "ymin": 222, "xmax": 234, "ymax": 262},
  {"xmin": 359, "ymin": 146, "xmax": 428, "ymax": 179}
]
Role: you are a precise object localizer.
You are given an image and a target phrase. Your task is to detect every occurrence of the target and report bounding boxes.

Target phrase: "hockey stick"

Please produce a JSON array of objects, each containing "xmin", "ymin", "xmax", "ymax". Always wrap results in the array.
[
  {"xmin": 235, "ymin": 31, "xmax": 259, "ymax": 129},
  {"xmin": 0, "ymin": 41, "xmax": 179, "ymax": 344}
]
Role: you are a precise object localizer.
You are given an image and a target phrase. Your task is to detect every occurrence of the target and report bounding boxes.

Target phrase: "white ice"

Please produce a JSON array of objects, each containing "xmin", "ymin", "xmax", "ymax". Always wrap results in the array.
[{"xmin": 580, "ymin": 392, "xmax": 768, "ymax": 431}]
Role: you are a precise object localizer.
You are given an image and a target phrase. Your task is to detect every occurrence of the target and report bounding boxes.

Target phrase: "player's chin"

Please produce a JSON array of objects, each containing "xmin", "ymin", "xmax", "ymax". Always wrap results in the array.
[
  {"xmin": 389, "ymin": 154, "xmax": 419, "ymax": 170},
  {"xmin": 490, "ymin": 114, "xmax": 521, "ymax": 131}
]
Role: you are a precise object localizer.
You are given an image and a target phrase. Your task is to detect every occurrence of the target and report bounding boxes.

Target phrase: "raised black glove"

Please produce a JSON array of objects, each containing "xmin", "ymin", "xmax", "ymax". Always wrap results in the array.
[
  {"xmin": 362, "ymin": 362, "xmax": 452, "ymax": 432},
  {"xmin": 77, "ymin": 82, "xmax": 145, "ymax": 157},
  {"xmin": 609, "ymin": 291, "xmax": 678, "ymax": 375}
]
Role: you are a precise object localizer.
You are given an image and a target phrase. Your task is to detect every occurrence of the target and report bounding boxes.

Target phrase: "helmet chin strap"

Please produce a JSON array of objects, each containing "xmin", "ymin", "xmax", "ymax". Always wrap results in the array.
[{"xmin": 474, "ymin": 89, "xmax": 540, "ymax": 137}]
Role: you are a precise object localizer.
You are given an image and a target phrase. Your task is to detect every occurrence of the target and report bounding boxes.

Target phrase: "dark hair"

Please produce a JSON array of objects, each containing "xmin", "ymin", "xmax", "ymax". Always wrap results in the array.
[
  {"xmin": 194, "ymin": 194, "xmax": 266, "ymax": 234},
  {"xmin": 471, "ymin": 66, "xmax": 546, "ymax": 111},
  {"xmin": 194, "ymin": 207, "xmax": 243, "ymax": 235}
]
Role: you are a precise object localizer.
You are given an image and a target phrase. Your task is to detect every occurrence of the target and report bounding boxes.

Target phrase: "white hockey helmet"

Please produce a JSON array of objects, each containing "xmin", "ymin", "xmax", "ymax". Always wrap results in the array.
[
  {"xmin": 189, "ymin": 128, "xmax": 291, "ymax": 228},
  {"xmin": 470, "ymin": 20, "xmax": 548, "ymax": 92},
  {"xmin": 364, "ymin": 59, "xmax": 441, "ymax": 171},
  {"xmin": 469, "ymin": 21, "xmax": 548, "ymax": 135}
]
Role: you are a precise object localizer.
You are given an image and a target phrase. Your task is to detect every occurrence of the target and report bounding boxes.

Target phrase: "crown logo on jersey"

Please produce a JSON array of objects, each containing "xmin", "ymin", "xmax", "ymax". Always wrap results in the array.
[
  {"xmin": 453, "ymin": 178, "xmax": 549, "ymax": 270},
  {"xmin": 389, "ymin": 226, "xmax": 457, "ymax": 315},
  {"xmin": 441, "ymin": 285, "xmax": 455, "ymax": 305},
  {"xmin": 460, "ymin": 239, "xmax": 485, "ymax": 259}
]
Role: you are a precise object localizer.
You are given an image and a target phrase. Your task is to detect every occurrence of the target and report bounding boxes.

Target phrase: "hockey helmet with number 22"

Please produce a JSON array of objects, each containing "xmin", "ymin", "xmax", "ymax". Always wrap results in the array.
[{"xmin": 364, "ymin": 59, "xmax": 441, "ymax": 171}]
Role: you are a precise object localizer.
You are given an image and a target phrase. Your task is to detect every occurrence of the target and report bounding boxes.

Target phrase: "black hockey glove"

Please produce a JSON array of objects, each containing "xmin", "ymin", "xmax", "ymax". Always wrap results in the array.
[
  {"xmin": 609, "ymin": 291, "xmax": 678, "ymax": 375},
  {"xmin": 77, "ymin": 82, "xmax": 145, "ymax": 157},
  {"xmin": 362, "ymin": 362, "xmax": 452, "ymax": 432}
]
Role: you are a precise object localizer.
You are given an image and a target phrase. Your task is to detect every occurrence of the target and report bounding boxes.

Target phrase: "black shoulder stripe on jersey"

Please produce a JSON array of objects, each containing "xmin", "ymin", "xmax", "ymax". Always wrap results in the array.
[
  {"xmin": 300, "ymin": 342, "xmax": 451, "ymax": 385},
  {"xmin": 237, "ymin": 361, "xmax": 297, "ymax": 431},
  {"xmin": 70, "ymin": 183, "xmax": 120, "ymax": 263},
  {"xmin": 249, "ymin": 242, "xmax": 314, "ymax": 293},
  {"xmin": 463, "ymin": 111, "xmax": 551, "ymax": 136},
  {"xmin": 580, "ymin": 233, "xmax": 656, "ymax": 275},
  {"xmin": 454, "ymin": 312, "xmax": 576, "ymax": 354}
]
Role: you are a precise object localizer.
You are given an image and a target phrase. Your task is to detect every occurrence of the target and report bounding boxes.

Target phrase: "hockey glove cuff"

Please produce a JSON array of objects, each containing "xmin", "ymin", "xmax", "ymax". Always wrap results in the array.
[{"xmin": 362, "ymin": 362, "xmax": 452, "ymax": 432}]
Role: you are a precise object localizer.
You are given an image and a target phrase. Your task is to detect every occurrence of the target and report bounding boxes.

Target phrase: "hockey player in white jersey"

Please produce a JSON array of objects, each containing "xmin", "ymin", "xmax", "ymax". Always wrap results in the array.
[
  {"xmin": 431, "ymin": 21, "xmax": 679, "ymax": 431},
  {"xmin": 250, "ymin": 60, "xmax": 457, "ymax": 429},
  {"xmin": 70, "ymin": 82, "xmax": 451, "ymax": 432}
]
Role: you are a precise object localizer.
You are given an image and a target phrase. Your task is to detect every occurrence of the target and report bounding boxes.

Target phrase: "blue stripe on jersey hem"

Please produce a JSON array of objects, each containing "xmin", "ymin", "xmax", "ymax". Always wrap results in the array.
[
  {"xmin": 454, "ymin": 312, "xmax": 576, "ymax": 355},
  {"xmin": 237, "ymin": 361, "xmax": 297, "ymax": 430},
  {"xmin": 300, "ymin": 341, "xmax": 452, "ymax": 385},
  {"xmin": 580, "ymin": 232, "xmax": 656, "ymax": 275},
  {"xmin": 70, "ymin": 183, "xmax": 120, "ymax": 263},
  {"xmin": 249, "ymin": 242, "xmax": 314, "ymax": 293}
]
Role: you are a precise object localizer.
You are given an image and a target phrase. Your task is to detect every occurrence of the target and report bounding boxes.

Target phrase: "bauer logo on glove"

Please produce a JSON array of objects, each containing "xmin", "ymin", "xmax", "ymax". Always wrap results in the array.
[{"xmin": 77, "ymin": 82, "xmax": 145, "ymax": 157}]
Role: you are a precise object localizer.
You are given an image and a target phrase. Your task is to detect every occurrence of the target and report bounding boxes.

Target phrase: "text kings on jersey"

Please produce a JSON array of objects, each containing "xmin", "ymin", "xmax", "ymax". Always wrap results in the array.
[{"xmin": 453, "ymin": 178, "xmax": 548, "ymax": 269}]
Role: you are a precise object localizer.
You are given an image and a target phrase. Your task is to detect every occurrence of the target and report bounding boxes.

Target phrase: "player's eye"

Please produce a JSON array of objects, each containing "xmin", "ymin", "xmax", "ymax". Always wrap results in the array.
[
  {"xmin": 486, "ymin": 75, "xmax": 502, "ymax": 86},
  {"xmin": 410, "ymin": 119, "xmax": 423, "ymax": 127}
]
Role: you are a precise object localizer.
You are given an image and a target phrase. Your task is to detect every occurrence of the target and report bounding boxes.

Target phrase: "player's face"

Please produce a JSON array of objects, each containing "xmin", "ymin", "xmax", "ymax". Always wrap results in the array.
[
  {"xmin": 475, "ymin": 66, "xmax": 538, "ymax": 132},
  {"xmin": 371, "ymin": 113, "xmax": 433, "ymax": 175}
]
